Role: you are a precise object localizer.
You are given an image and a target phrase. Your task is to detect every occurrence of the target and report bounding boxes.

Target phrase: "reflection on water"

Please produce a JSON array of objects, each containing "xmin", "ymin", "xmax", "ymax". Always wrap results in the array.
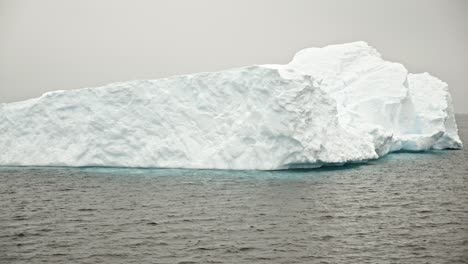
[{"xmin": 0, "ymin": 116, "xmax": 467, "ymax": 264}]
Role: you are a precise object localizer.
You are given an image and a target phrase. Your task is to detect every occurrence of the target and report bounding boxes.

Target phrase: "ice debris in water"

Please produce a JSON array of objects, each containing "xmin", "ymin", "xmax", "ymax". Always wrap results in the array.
[{"xmin": 0, "ymin": 42, "xmax": 462, "ymax": 170}]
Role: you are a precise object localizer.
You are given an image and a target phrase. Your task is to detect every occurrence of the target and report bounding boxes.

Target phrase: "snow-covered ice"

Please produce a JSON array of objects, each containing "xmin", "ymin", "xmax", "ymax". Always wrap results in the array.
[{"xmin": 0, "ymin": 42, "xmax": 462, "ymax": 170}]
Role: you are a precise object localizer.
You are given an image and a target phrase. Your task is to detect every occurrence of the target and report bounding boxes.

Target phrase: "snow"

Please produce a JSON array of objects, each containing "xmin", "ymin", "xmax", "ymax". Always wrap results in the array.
[
  {"xmin": 0, "ymin": 42, "xmax": 463, "ymax": 170},
  {"xmin": 277, "ymin": 41, "xmax": 462, "ymax": 154}
]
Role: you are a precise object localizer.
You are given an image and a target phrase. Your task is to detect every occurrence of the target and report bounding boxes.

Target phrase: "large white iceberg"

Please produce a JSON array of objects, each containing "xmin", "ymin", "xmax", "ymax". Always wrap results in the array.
[{"xmin": 0, "ymin": 42, "xmax": 462, "ymax": 170}]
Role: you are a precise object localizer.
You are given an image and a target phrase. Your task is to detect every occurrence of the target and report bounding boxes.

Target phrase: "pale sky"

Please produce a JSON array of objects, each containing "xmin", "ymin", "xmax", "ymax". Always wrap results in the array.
[{"xmin": 1, "ymin": 0, "xmax": 467, "ymax": 113}]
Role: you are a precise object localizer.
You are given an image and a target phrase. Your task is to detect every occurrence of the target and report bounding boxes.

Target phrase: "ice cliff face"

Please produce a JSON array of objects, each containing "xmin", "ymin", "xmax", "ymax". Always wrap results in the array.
[
  {"xmin": 279, "ymin": 42, "xmax": 462, "ymax": 153},
  {"xmin": 0, "ymin": 42, "xmax": 462, "ymax": 170}
]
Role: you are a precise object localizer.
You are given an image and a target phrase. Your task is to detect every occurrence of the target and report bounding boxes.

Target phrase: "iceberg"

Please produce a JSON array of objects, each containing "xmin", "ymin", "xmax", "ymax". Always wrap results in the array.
[{"xmin": 0, "ymin": 42, "xmax": 462, "ymax": 170}]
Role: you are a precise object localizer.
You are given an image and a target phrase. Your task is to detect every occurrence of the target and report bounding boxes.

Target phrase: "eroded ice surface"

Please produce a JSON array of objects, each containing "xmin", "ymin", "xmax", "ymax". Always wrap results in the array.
[{"xmin": 0, "ymin": 42, "xmax": 462, "ymax": 170}]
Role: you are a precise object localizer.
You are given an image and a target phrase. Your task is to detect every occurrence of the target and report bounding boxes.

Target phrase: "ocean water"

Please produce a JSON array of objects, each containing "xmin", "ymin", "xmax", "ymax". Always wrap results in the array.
[{"xmin": 1, "ymin": 116, "xmax": 467, "ymax": 264}]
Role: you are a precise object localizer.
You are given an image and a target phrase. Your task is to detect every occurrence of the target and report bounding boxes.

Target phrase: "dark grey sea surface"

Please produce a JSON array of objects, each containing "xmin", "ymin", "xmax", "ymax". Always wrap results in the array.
[{"xmin": 1, "ymin": 116, "xmax": 467, "ymax": 264}]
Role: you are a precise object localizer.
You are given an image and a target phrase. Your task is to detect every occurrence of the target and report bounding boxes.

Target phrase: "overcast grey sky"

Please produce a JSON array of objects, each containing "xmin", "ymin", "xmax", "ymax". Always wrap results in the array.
[{"xmin": 1, "ymin": 0, "xmax": 467, "ymax": 113}]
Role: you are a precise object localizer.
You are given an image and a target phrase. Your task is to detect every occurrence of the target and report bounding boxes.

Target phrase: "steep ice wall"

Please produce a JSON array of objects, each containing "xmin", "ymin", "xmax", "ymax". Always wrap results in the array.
[
  {"xmin": 406, "ymin": 73, "xmax": 461, "ymax": 150},
  {"xmin": 0, "ymin": 66, "xmax": 377, "ymax": 170},
  {"xmin": 0, "ymin": 42, "xmax": 462, "ymax": 170},
  {"xmin": 278, "ymin": 41, "xmax": 462, "ymax": 155}
]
